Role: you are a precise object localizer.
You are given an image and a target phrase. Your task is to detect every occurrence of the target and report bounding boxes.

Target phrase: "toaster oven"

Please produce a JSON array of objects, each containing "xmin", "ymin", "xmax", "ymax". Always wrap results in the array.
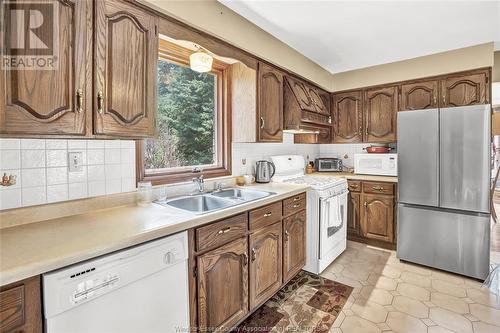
[{"xmin": 315, "ymin": 158, "xmax": 343, "ymax": 172}]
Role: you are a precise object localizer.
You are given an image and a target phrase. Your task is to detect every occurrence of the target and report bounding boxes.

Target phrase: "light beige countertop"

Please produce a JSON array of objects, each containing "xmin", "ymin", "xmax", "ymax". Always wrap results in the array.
[
  {"xmin": 0, "ymin": 183, "xmax": 309, "ymax": 287},
  {"xmin": 312, "ymin": 171, "xmax": 398, "ymax": 183}
]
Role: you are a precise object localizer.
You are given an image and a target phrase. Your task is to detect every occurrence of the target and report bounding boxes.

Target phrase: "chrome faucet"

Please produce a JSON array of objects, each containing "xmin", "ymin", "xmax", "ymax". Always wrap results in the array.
[{"xmin": 192, "ymin": 175, "xmax": 205, "ymax": 193}]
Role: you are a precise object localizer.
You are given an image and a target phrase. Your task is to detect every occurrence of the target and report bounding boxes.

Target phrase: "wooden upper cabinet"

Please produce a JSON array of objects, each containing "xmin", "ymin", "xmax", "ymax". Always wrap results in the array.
[
  {"xmin": 308, "ymin": 87, "xmax": 329, "ymax": 115},
  {"xmin": 283, "ymin": 210, "xmax": 306, "ymax": 282},
  {"xmin": 364, "ymin": 86, "xmax": 398, "ymax": 143},
  {"xmin": 332, "ymin": 90, "xmax": 363, "ymax": 143},
  {"xmin": 94, "ymin": 0, "xmax": 158, "ymax": 137},
  {"xmin": 249, "ymin": 222, "xmax": 282, "ymax": 310},
  {"xmin": 286, "ymin": 77, "xmax": 316, "ymax": 112},
  {"xmin": 197, "ymin": 238, "xmax": 249, "ymax": 332},
  {"xmin": 441, "ymin": 69, "xmax": 489, "ymax": 107},
  {"xmin": 257, "ymin": 62, "xmax": 283, "ymax": 142},
  {"xmin": 0, "ymin": 0, "xmax": 91, "ymax": 135},
  {"xmin": 360, "ymin": 193, "xmax": 394, "ymax": 243},
  {"xmin": 400, "ymin": 80, "xmax": 439, "ymax": 111}
]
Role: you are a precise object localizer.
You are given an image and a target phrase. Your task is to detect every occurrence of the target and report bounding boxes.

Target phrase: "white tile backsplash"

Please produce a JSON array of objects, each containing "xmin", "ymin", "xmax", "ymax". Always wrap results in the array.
[
  {"xmin": 0, "ymin": 139, "xmax": 20, "ymax": 150},
  {"xmin": 21, "ymin": 139, "xmax": 45, "ymax": 150},
  {"xmin": 22, "ymin": 168, "xmax": 46, "ymax": 187},
  {"xmin": 22, "ymin": 186, "xmax": 47, "ymax": 206},
  {"xmin": 0, "ymin": 150, "xmax": 21, "ymax": 169},
  {"xmin": 0, "ymin": 138, "xmax": 137, "ymax": 210},
  {"xmin": 47, "ymin": 184, "xmax": 68, "ymax": 203},
  {"xmin": 0, "ymin": 188, "xmax": 21, "ymax": 209},
  {"xmin": 68, "ymin": 182, "xmax": 87, "ymax": 200},
  {"xmin": 46, "ymin": 150, "xmax": 67, "ymax": 167},
  {"xmin": 87, "ymin": 150, "xmax": 105, "ymax": 165},
  {"xmin": 232, "ymin": 133, "xmax": 319, "ymax": 176},
  {"xmin": 21, "ymin": 150, "xmax": 45, "ymax": 168},
  {"xmin": 105, "ymin": 149, "xmax": 121, "ymax": 164},
  {"xmin": 47, "ymin": 167, "xmax": 68, "ymax": 185}
]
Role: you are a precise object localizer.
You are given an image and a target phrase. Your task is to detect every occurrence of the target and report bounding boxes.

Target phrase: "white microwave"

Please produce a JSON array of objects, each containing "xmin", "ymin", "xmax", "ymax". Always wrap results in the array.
[{"xmin": 354, "ymin": 153, "xmax": 397, "ymax": 176}]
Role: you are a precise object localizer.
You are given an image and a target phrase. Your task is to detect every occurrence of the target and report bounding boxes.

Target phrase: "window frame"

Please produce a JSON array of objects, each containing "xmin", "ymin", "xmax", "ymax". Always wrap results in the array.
[{"xmin": 136, "ymin": 39, "xmax": 232, "ymax": 185}]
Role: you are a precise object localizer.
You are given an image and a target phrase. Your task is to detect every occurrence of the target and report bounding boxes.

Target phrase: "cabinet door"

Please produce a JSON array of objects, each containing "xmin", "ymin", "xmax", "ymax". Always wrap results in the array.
[
  {"xmin": 364, "ymin": 86, "xmax": 398, "ymax": 142},
  {"xmin": 94, "ymin": 0, "xmax": 158, "ymax": 137},
  {"xmin": 283, "ymin": 210, "xmax": 306, "ymax": 282},
  {"xmin": 249, "ymin": 222, "xmax": 282, "ymax": 309},
  {"xmin": 197, "ymin": 238, "xmax": 249, "ymax": 332},
  {"xmin": 347, "ymin": 192, "xmax": 361, "ymax": 237},
  {"xmin": 0, "ymin": 0, "xmax": 91, "ymax": 135},
  {"xmin": 308, "ymin": 87, "xmax": 329, "ymax": 115},
  {"xmin": 332, "ymin": 91, "xmax": 363, "ymax": 143},
  {"xmin": 441, "ymin": 70, "xmax": 489, "ymax": 107},
  {"xmin": 0, "ymin": 276, "xmax": 42, "ymax": 333},
  {"xmin": 257, "ymin": 62, "xmax": 283, "ymax": 142},
  {"xmin": 360, "ymin": 194, "xmax": 394, "ymax": 243},
  {"xmin": 400, "ymin": 80, "xmax": 439, "ymax": 111},
  {"xmin": 286, "ymin": 77, "xmax": 316, "ymax": 112}
]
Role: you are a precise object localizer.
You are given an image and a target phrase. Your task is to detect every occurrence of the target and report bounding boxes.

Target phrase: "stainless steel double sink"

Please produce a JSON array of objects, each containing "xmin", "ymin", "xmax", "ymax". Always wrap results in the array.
[{"xmin": 154, "ymin": 188, "xmax": 276, "ymax": 214}]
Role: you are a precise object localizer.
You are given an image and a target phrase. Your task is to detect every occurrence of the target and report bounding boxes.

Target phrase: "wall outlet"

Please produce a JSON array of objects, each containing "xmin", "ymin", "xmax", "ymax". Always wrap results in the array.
[{"xmin": 68, "ymin": 152, "xmax": 83, "ymax": 172}]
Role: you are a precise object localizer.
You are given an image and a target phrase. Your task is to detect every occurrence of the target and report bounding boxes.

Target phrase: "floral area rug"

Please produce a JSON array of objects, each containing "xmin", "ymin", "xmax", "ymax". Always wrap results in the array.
[{"xmin": 235, "ymin": 270, "xmax": 353, "ymax": 333}]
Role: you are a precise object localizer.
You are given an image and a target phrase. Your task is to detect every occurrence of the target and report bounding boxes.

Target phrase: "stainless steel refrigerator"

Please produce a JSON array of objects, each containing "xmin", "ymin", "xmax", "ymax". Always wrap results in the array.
[{"xmin": 397, "ymin": 104, "xmax": 491, "ymax": 280}]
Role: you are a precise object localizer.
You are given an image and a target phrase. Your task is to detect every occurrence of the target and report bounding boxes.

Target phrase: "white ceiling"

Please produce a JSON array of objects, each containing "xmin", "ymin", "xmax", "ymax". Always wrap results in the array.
[{"xmin": 219, "ymin": 0, "xmax": 500, "ymax": 73}]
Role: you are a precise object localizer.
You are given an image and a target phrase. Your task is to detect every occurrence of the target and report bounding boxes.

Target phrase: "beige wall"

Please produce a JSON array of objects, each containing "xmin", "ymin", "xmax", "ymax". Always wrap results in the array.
[
  {"xmin": 494, "ymin": 51, "xmax": 500, "ymax": 82},
  {"xmin": 332, "ymin": 43, "xmax": 495, "ymax": 91},
  {"xmin": 142, "ymin": 0, "xmax": 332, "ymax": 90}
]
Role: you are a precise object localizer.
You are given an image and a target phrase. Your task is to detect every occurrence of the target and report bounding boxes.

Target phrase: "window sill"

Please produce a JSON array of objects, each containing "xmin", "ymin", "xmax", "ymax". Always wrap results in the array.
[{"xmin": 139, "ymin": 167, "xmax": 232, "ymax": 186}]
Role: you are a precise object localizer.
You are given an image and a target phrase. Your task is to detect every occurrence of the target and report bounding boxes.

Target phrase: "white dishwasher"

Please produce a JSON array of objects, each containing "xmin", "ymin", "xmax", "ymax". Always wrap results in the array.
[{"xmin": 43, "ymin": 231, "xmax": 189, "ymax": 333}]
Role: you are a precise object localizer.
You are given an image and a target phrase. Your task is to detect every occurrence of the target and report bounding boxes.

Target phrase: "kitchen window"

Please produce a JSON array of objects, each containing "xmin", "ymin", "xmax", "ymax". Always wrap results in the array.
[{"xmin": 137, "ymin": 39, "xmax": 231, "ymax": 185}]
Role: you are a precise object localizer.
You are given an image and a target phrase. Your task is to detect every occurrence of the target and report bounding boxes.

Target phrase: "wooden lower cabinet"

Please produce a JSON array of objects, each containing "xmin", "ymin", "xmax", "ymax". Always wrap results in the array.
[
  {"xmin": 0, "ymin": 276, "xmax": 42, "ymax": 333},
  {"xmin": 191, "ymin": 194, "xmax": 307, "ymax": 332},
  {"xmin": 283, "ymin": 210, "xmax": 306, "ymax": 282},
  {"xmin": 347, "ymin": 181, "xmax": 396, "ymax": 248},
  {"xmin": 197, "ymin": 238, "xmax": 249, "ymax": 333},
  {"xmin": 249, "ymin": 222, "xmax": 282, "ymax": 309},
  {"xmin": 361, "ymin": 194, "xmax": 394, "ymax": 243}
]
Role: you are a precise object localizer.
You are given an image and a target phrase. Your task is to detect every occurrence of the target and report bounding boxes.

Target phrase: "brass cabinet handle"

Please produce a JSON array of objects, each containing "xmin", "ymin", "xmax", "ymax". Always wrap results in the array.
[
  {"xmin": 365, "ymin": 127, "xmax": 368, "ymax": 137},
  {"xmin": 442, "ymin": 95, "xmax": 446, "ymax": 105},
  {"xmin": 76, "ymin": 89, "xmax": 83, "ymax": 113},
  {"xmin": 242, "ymin": 253, "xmax": 248, "ymax": 266},
  {"xmin": 97, "ymin": 91, "xmax": 104, "ymax": 114},
  {"xmin": 263, "ymin": 212, "xmax": 272, "ymax": 217},
  {"xmin": 293, "ymin": 196, "xmax": 301, "ymax": 202},
  {"xmin": 364, "ymin": 202, "xmax": 367, "ymax": 208},
  {"xmin": 372, "ymin": 186, "xmax": 384, "ymax": 191},
  {"xmin": 217, "ymin": 227, "xmax": 231, "ymax": 235},
  {"xmin": 433, "ymin": 96, "xmax": 437, "ymax": 105},
  {"xmin": 260, "ymin": 117, "xmax": 265, "ymax": 129},
  {"xmin": 251, "ymin": 248, "xmax": 256, "ymax": 262},
  {"xmin": 293, "ymin": 203, "xmax": 300, "ymax": 208},
  {"xmin": 284, "ymin": 230, "xmax": 289, "ymax": 241},
  {"xmin": 350, "ymin": 184, "xmax": 359, "ymax": 188}
]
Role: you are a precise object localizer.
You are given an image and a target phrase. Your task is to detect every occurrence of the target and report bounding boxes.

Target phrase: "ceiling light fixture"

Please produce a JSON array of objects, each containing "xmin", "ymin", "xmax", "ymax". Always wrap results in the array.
[{"xmin": 190, "ymin": 46, "xmax": 213, "ymax": 73}]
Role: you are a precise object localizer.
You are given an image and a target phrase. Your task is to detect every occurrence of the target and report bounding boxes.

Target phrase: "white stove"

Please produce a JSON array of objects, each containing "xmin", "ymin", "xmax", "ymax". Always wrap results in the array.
[{"xmin": 271, "ymin": 155, "xmax": 348, "ymax": 274}]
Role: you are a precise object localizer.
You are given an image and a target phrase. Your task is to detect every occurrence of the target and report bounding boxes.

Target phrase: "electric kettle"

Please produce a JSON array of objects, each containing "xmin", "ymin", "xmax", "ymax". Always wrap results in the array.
[{"xmin": 255, "ymin": 160, "xmax": 276, "ymax": 183}]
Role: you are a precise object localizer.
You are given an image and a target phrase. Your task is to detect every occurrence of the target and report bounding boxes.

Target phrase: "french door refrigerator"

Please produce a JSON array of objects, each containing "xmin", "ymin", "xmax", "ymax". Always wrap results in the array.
[{"xmin": 397, "ymin": 104, "xmax": 491, "ymax": 280}]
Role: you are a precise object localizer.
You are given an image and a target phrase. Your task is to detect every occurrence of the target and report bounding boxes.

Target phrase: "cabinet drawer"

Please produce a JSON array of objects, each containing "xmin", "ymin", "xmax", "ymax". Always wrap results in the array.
[
  {"xmin": 362, "ymin": 181, "xmax": 395, "ymax": 195},
  {"xmin": 196, "ymin": 213, "xmax": 248, "ymax": 251},
  {"xmin": 249, "ymin": 201, "xmax": 282, "ymax": 230},
  {"xmin": 283, "ymin": 193, "xmax": 306, "ymax": 216},
  {"xmin": 348, "ymin": 181, "xmax": 361, "ymax": 192},
  {"xmin": 0, "ymin": 285, "xmax": 24, "ymax": 332}
]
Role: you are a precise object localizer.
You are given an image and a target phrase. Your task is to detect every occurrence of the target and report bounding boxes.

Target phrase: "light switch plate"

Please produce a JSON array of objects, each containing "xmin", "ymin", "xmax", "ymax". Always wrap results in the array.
[{"xmin": 68, "ymin": 152, "xmax": 83, "ymax": 172}]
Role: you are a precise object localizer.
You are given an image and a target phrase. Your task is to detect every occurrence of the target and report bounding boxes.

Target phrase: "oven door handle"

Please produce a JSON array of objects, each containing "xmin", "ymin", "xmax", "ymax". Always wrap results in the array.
[{"xmin": 319, "ymin": 190, "xmax": 349, "ymax": 202}]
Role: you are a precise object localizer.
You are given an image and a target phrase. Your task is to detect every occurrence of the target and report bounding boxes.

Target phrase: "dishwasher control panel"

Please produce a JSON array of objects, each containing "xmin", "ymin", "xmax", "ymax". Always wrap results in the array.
[{"xmin": 43, "ymin": 231, "xmax": 188, "ymax": 317}]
